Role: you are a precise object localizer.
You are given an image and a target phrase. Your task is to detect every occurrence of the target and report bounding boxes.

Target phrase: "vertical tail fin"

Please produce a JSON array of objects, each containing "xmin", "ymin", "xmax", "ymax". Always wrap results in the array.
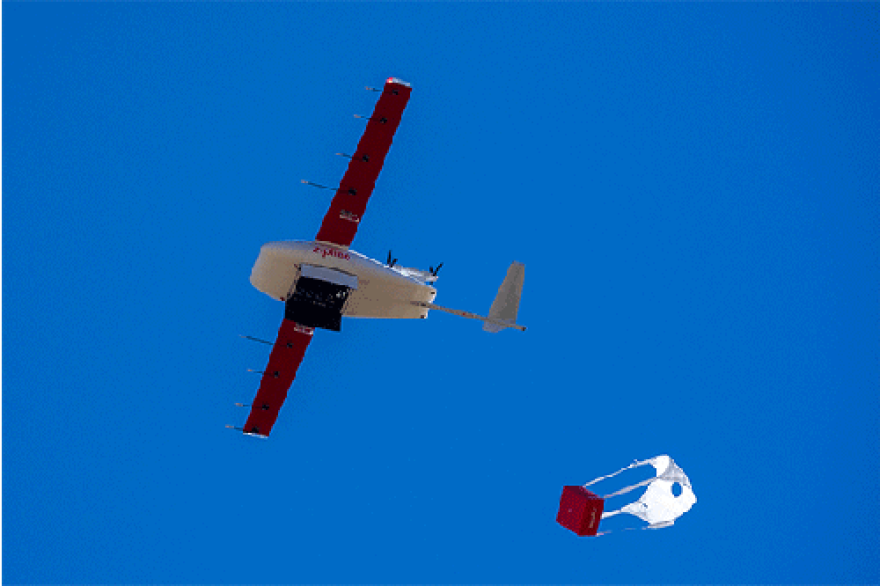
[{"xmin": 483, "ymin": 261, "xmax": 525, "ymax": 333}]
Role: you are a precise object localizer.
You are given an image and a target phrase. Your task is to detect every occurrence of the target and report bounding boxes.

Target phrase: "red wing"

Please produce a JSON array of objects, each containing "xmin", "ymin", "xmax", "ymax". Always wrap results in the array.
[
  {"xmin": 241, "ymin": 319, "xmax": 314, "ymax": 437},
  {"xmin": 315, "ymin": 78, "xmax": 412, "ymax": 248}
]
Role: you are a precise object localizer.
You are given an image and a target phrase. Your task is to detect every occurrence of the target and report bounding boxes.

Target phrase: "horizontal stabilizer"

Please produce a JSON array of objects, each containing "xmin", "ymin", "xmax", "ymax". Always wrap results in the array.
[{"xmin": 483, "ymin": 261, "xmax": 525, "ymax": 333}]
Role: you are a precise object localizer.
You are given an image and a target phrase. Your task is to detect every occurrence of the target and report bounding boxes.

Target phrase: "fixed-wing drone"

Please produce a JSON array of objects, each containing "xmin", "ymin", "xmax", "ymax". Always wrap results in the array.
[{"xmin": 231, "ymin": 77, "xmax": 525, "ymax": 438}]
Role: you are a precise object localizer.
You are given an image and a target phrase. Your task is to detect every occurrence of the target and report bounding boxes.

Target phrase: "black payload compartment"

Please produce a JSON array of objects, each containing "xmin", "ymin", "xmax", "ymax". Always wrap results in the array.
[{"xmin": 284, "ymin": 276, "xmax": 352, "ymax": 332}]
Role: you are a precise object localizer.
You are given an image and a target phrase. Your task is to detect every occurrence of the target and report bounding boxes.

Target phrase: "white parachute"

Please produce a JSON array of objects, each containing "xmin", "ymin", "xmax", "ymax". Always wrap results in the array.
[
  {"xmin": 557, "ymin": 455, "xmax": 696, "ymax": 536},
  {"xmin": 588, "ymin": 455, "xmax": 696, "ymax": 530}
]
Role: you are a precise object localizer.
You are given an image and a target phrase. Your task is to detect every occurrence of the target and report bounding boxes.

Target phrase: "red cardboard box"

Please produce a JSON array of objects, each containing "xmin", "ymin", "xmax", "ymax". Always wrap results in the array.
[{"xmin": 556, "ymin": 486, "xmax": 605, "ymax": 536}]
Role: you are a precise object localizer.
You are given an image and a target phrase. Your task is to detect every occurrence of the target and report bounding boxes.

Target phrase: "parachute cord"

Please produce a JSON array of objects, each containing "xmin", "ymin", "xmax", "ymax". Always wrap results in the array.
[
  {"xmin": 583, "ymin": 458, "xmax": 655, "ymax": 493},
  {"xmin": 596, "ymin": 526, "xmax": 646, "ymax": 537},
  {"xmin": 583, "ymin": 460, "xmax": 639, "ymax": 487},
  {"xmin": 600, "ymin": 477, "xmax": 657, "ymax": 500}
]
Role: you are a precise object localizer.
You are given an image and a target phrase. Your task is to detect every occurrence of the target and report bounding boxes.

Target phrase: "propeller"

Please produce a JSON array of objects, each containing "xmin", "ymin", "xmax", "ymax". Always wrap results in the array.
[
  {"xmin": 429, "ymin": 263, "xmax": 444, "ymax": 277},
  {"xmin": 387, "ymin": 250, "xmax": 398, "ymax": 268}
]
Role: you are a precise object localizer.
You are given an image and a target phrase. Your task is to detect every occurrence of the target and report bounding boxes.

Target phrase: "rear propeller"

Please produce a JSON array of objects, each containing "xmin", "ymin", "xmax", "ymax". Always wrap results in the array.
[
  {"xmin": 429, "ymin": 263, "xmax": 443, "ymax": 277},
  {"xmin": 387, "ymin": 250, "xmax": 398, "ymax": 268}
]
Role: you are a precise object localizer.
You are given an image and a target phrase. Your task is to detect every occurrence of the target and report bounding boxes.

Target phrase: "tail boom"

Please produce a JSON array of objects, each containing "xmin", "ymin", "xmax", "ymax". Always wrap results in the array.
[{"xmin": 411, "ymin": 300, "xmax": 526, "ymax": 332}]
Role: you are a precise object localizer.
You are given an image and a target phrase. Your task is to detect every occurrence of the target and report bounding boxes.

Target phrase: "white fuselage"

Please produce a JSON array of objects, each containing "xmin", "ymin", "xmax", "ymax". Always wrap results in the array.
[{"xmin": 250, "ymin": 240, "xmax": 437, "ymax": 319}]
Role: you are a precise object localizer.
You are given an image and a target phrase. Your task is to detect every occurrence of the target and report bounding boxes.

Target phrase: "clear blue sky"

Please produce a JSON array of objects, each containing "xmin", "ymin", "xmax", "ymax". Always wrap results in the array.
[{"xmin": 4, "ymin": 3, "xmax": 878, "ymax": 583}]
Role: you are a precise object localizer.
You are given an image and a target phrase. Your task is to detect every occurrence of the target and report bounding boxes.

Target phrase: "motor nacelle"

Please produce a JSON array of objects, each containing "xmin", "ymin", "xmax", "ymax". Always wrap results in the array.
[{"xmin": 395, "ymin": 266, "xmax": 438, "ymax": 283}]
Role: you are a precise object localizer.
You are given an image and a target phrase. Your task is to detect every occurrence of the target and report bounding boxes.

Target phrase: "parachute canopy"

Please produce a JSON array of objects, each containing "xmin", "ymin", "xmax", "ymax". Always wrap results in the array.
[{"xmin": 556, "ymin": 455, "xmax": 696, "ymax": 536}]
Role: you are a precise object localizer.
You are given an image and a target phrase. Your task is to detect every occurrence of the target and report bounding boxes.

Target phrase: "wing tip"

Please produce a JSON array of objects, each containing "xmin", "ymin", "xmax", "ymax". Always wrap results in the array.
[
  {"xmin": 243, "ymin": 430, "xmax": 270, "ymax": 439},
  {"xmin": 227, "ymin": 424, "xmax": 270, "ymax": 439}
]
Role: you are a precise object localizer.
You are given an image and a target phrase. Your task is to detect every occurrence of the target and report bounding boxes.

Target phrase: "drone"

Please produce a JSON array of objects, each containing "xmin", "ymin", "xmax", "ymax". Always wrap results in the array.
[{"xmin": 231, "ymin": 78, "xmax": 525, "ymax": 438}]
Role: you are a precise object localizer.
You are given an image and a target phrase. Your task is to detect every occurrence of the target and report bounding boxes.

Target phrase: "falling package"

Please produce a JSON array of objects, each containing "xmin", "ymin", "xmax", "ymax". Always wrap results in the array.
[{"xmin": 556, "ymin": 455, "xmax": 696, "ymax": 536}]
